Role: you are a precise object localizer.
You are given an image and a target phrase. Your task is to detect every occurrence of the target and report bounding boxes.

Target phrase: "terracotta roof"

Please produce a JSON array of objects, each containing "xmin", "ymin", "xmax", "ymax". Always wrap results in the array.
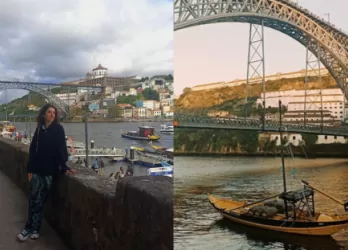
[
  {"xmin": 116, "ymin": 103, "xmax": 133, "ymax": 108},
  {"xmin": 93, "ymin": 64, "xmax": 108, "ymax": 71}
]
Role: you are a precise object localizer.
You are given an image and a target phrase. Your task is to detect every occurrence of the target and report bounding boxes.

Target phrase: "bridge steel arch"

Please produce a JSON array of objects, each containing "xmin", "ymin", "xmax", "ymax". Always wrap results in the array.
[
  {"xmin": 174, "ymin": 0, "xmax": 348, "ymax": 99},
  {"xmin": 0, "ymin": 81, "xmax": 69, "ymax": 115}
]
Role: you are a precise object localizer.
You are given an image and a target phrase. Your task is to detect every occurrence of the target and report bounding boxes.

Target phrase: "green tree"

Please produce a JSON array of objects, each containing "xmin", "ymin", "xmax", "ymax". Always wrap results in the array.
[
  {"xmin": 140, "ymin": 77, "xmax": 149, "ymax": 81},
  {"xmin": 142, "ymin": 88, "xmax": 159, "ymax": 100},
  {"xmin": 108, "ymin": 106, "xmax": 122, "ymax": 118},
  {"xmin": 117, "ymin": 95, "xmax": 138, "ymax": 105},
  {"xmin": 300, "ymin": 133, "xmax": 318, "ymax": 146},
  {"xmin": 165, "ymin": 74, "xmax": 173, "ymax": 81},
  {"xmin": 235, "ymin": 131, "xmax": 259, "ymax": 152},
  {"xmin": 69, "ymin": 106, "xmax": 83, "ymax": 117}
]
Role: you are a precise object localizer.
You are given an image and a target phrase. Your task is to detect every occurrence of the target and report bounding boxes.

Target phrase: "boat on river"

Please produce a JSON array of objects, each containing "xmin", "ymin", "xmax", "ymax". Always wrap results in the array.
[
  {"xmin": 0, "ymin": 121, "xmax": 16, "ymax": 135},
  {"xmin": 208, "ymin": 100, "xmax": 348, "ymax": 237},
  {"xmin": 147, "ymin": 162, "xmax": 173, "ymax": 177},
  {"xmin": 160, "ymin": 124, "xmax": 174, "ymax": 133},
  {"xmin": 121, "ymin": 126, "xmax": 161, "ymax": 141},
  {"xmin": 149, "ymin": 141, "xmax": 167, "ymax": 151}
]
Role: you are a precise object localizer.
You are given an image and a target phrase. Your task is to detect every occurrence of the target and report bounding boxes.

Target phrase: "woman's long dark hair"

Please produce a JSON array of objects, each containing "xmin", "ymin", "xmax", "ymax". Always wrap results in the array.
[{"xmin": 36, "ymin": 103, "xmax": 60, "ymax": 127}]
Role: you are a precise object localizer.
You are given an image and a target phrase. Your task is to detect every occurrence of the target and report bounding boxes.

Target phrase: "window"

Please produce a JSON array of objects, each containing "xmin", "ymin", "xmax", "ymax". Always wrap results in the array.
[
  {"xmin": 324, "ymin": 135, "xmax": 328, "ymax": 139},
  {"xmin": 293, "ymin": 136, "xmax": 296, "ymax": 140},
  {"xmin": 334, "ymin": 136, "xmax": 337, "ymax": 139}
]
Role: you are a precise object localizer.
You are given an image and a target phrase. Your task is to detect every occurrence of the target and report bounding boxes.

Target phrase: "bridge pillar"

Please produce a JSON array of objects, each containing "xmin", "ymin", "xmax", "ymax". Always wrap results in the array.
[
  {"xmin": 245, "ymin": 21, "xmax": 266, "ymax": 127},
  {"xmin": 304, "ymin": 42, "xmax": 323, "ymax": 129}
]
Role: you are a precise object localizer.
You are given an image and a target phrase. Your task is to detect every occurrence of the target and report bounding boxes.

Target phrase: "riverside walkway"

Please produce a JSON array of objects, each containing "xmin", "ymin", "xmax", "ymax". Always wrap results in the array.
[{"xmin": 0, "ymin": 171, "xmax": 68, "ymax": 250}]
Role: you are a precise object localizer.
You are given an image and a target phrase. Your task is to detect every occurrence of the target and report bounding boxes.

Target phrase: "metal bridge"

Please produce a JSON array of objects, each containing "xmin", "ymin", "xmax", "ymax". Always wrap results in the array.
[
  {"xmin": 0, "ymin": 80, "xmax": 102, "ymax": 115},
  {"xmin": 174, "ymin": 0, "xmax": 348, "ymax": 127},
  {"xmin": 174, "ymin": 113, "xmax": 348, "ymax": 136}
]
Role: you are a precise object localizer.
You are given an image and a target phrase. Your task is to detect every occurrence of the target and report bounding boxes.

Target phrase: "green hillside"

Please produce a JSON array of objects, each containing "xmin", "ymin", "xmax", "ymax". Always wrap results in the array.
[{"xmin": 0, "ymin": 87, "xmax": 67, "ymax": 115}]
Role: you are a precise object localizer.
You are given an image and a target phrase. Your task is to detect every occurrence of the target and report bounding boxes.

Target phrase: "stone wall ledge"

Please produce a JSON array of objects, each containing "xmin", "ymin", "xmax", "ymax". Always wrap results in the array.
[{"xmin": 0, "ymin": 138, "xmax": 173, "ymax": 250}]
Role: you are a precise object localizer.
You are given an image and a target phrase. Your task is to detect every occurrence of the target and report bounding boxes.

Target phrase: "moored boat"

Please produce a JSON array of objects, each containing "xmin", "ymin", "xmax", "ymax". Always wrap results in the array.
[
  {"xmin": 121, "ymin": 126, "xmax": 161, "ymax": 141},
  {"xmin": 149, "ymin": 141, "xmax": 167, "ymax": 151},
  {"xmin": 147, "ymin": 162, "xmax": 173, "ymax": 177},
  {"xmin": 208, "ymin": 182, "xmax": 348, "ymax": 236},
  {"xmin": 208, "ymin": 100, "xmax": 348, "ymax": 237},
  {"xmin": 0, "ymin": 121, "xmax": 16, "ymax": 134},
  {"xmin": 160, "ymin": 124, "xmax": 174, "ymax": 133}
]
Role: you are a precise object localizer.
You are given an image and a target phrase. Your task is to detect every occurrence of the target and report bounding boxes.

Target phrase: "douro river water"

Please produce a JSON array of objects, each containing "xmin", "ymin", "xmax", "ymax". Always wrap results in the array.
[{"xmin": 174, "ymin": 156, "xmax": 348, "ymax": 250}]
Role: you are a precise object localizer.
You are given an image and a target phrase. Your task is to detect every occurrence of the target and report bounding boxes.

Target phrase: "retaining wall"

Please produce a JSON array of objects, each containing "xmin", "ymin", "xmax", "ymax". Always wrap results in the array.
[{"xmin": 0, "ymin": 138, "xmax": 173, "ymax": 250}]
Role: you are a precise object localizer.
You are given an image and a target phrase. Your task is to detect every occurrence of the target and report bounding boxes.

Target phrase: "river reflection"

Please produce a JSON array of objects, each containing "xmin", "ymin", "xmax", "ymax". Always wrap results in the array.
[{"xmin": 174, "ymin": 156, "xmax": 348, "ymax": 250}]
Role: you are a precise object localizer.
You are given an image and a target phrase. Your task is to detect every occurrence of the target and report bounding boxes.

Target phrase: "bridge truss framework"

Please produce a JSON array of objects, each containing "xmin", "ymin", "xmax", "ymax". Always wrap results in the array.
[{"xmin": 174, "ymin": 0, "xmax": 348, "ymax": 130}]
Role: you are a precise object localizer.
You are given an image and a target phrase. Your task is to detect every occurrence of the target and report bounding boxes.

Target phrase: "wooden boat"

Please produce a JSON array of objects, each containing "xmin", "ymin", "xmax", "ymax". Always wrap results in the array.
[
  {"xmin": 121, "ymin": 126, "xmax": 161, "ymax": 141},
  {"xmin": 208, "ymin": 100, "xmax": 348, "ymax": 237}
]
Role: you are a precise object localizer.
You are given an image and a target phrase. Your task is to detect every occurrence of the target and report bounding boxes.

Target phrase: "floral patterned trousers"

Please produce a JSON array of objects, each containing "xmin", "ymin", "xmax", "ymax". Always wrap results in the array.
[{"xmin": 25, "ymin": 174, "xmax": 53, "ymax": 232}]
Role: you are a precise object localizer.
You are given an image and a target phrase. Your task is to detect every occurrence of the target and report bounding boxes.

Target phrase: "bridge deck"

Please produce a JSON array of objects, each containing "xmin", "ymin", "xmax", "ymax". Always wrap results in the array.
[{"xmin": 0, "ymin": 171, "xmax": 67, "ymax": 250}]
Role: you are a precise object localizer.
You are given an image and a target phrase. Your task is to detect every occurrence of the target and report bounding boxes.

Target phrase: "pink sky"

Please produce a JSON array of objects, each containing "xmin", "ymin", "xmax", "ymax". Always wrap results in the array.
[{"xmin": 174, "ymin": 0, "xmax": 348, "ymax": 96}]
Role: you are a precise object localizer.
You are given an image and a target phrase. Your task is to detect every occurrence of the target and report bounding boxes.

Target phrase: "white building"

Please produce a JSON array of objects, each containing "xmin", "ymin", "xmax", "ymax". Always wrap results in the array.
[
  {"xmin": 268, "ymin": 133, "xmax": 346, "ymax": 146},
  {"xmin": 192, "ymin": 68, "xmax": 329, "ymax": 91},
  {"xmin": 153, "ymin": 109, "xmax": 162, "ymax": 117},
  {"xmin": 90, "ymin": 64, "xmax": 108, "ymax": 79},
  {"xmin": 129, "ymin": 88, "xmax": 137, "ymax": 96},
  {"xmin": 55, "ymin": 93, "xmax": 77, "ymax": 105},
  {"xmin": 283, "ymin": 110, "xmax": 336, "ymax": 125},
  {"xmin": 143, "ymin": 100, "xmax": 160, "ymax": 110},
  {"xmin": 257, "ymin": 88, "xmax": 346, "ymax": 121}
]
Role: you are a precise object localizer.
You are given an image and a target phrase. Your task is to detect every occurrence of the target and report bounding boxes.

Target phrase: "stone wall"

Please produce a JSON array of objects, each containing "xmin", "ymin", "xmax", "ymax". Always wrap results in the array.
[{"xmin": 0, "ymin": 138, "xmax": 173, "ymax": 250}]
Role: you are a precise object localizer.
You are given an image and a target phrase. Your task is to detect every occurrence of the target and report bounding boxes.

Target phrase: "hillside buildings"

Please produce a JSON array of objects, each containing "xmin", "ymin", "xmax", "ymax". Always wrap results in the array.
[
  {"xmin": 61, "ymin": 64, "xmax": 138, "ymax": 91},
  {"xmin": 190, "ymin": 68, "xmax": 330, "ymax": 91},
  {"xmin": 56, "ymin": 64, "xmax": 174, "ymax": 119},
  {"xmin": 256, "ymin": 88, "xmax": 346, "ymax": 125}
]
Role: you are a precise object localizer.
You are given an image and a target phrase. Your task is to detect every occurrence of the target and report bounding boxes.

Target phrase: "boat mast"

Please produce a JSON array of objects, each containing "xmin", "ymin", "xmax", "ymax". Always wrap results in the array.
[{"xmin": 278, "ymin": 100, "xmax": 289, "ymax": 219}]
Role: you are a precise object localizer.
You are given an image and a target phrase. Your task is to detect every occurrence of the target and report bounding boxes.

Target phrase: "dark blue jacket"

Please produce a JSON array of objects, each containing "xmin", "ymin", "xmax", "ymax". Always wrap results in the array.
[{"xmin": 27, "ymin": 123, "xmax": 70, "ymax": 176}]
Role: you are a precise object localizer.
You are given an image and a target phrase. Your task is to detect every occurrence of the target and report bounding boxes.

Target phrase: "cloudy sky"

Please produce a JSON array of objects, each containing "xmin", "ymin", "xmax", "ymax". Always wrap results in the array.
[
  {"xmin": 0, "ymin": 0, "xmax": 173, "ymax": 102},
  {"xmin": 175, "ymin": 0, "xmax": 348, "ymax": 95}
]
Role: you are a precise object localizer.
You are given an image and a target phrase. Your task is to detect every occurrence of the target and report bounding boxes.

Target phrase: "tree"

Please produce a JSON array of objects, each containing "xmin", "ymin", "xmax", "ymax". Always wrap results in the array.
[
  {"xmin": 142, "ymin": 88, "xmax": 159, "ymax": 101},
  {"xmin": 117, "ymin": 95, "xmax": 138, "ymax": 105},
  {"xmin": 69, "ymin": 106, "xmax": 83, "ymax": 117},
  {"xmin": 165, "ymin": 74, "xmax": 173, "ymax": 81},
  {"xmin": 300, "ymin": 133, "xmax": 318, "ymax": 146},
  {"xmin": 108, "ymin": 106, "xmax": 122, "ymax": 118},
  {"xmin": 236, "ymin": 131, "xmax": 259, "ymax": 153}
]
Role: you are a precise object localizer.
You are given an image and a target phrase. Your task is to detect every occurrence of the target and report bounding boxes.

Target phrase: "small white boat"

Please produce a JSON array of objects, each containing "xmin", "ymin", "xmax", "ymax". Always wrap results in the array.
[
  {"xmin": 160, "ymin": 124, "xmax": 174, "ymax": 133},
  {"xmin": 147, "ymin": 162, "xmax": 173, "ymax": 177}
]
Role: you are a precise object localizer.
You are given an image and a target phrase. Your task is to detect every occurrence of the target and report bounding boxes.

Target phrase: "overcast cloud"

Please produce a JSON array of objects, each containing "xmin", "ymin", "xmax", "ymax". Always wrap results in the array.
[{"xmin": 0, "ymin": 0, "xmax": 173, "ymax": 102}]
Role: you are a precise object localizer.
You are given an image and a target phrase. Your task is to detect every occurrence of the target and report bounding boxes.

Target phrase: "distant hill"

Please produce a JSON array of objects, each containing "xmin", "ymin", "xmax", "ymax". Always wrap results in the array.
[
  {"xmin": 0, "ymin": 87, "xmax": 64, "ymax": 115},
  {"xmin": 175, "ymin": 75, "xmax": 337, "ymax": 116}
]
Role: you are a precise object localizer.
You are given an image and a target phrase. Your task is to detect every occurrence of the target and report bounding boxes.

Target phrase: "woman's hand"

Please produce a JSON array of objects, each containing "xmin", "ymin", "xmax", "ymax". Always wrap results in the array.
[
  {"xmin": 28, "ymin": 173, "xmax": 33, "ymax": 181},
  {"xmin": 66, "ymin": 169, "xmax": 77, "ymax": 175}
]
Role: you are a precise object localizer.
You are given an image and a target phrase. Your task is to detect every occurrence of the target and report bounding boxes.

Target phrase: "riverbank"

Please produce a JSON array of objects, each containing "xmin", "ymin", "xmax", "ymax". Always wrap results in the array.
[
  {"xmin": 64, "ymin": 118, "xmax": 173, "ymax": 123},
  {"xmin": 174, "ymin": 151, "xmax": 348, "ymax": 158},
  {"xmin": 241, "ymin": 158, "xmax": 348, "ymax": 176},
  {"xmin": 175, "ymin": 143, "xmax": 348, "ymax": 158}
]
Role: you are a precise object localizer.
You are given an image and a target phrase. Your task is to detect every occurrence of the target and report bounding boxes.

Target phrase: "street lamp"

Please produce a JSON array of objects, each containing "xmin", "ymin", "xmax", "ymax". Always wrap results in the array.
[
  {"xmin": 324, "ymin": 13, "xmax": 330, "ymax": 23},
  {"xmin": 84, "ymin": 76, "xmax": 91, "ymax": 167}
]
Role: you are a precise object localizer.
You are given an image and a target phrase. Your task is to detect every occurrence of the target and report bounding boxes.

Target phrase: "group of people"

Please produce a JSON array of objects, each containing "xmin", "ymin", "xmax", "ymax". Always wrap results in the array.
[{"xmin": 74, "ymin": 157, "xmax": 105, "ymax": 175}]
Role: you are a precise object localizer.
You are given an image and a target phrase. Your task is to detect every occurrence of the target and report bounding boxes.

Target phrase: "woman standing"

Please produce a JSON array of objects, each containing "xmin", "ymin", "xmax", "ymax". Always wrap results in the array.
[{"xmin": 17, "ymin": 103, "xmax": 76, "ymax": 241}]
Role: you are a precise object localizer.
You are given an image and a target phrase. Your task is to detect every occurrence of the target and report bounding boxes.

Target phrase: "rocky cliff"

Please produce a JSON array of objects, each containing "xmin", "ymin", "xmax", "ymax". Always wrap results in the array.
[{"xmin": 176, "ymin": 75, "xmax": 336, "ymax": 110}]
